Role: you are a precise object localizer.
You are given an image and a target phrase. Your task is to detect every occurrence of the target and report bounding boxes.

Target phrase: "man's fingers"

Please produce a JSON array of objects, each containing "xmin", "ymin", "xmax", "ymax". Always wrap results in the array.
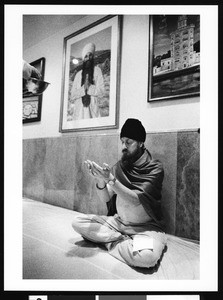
[
  {"xmin": 92, "ymin": 161, "xmax": 103, "ymax": 172},
  {"xmin": 84, "ymin": 160, "xmax": 90, "ymax": 168},
  {"xmin": 84, "ymin": 160, "xmax": 107, "ymax": 179},
  {"xmin": 91, "ymin": 164, "xmax": 101, "ymax": 175},
  {"xmin": 84, "ymin": 160, "xmax": 93, "ymax": 172},
  {"xmin": 103, "ymin": 163, "xmax": 110, "ymax": 171}
]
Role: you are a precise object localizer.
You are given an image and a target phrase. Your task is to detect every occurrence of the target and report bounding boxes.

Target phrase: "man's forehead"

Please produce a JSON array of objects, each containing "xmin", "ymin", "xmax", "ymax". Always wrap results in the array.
[
  {"xmin": 121, "ymin": 137, "xmax": 136, "ymax": 142},
  {"xmin": 85, "ymin": 52, "xmax": 93, "ymax": 57}
]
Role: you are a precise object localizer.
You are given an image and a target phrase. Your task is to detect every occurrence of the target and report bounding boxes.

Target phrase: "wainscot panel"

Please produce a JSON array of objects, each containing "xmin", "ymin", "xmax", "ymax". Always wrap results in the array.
[
  {"xmin": 23, "ymin": 138, "xmax": 46, "ymax": 201},
  {"xmin": 23, "ymin": 129, "xmax": 200, "ymax": 240},
  {"xmin": 176, "ymin": 131, "xmax": 200, "ymax": 240}
]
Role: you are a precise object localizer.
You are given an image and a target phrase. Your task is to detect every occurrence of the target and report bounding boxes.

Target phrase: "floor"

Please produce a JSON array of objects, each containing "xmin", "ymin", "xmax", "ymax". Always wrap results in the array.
[{"xmin": 23, "ymin": 198, "xmax": 200, "ymax": 280}]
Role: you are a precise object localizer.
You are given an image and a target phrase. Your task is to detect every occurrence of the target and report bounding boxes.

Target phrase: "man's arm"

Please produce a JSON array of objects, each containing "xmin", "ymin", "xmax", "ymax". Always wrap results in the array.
[
  {"xmin": 89, "ymin": 161, "xmax": 140, "ymax": 207},
  {"xmin": 106, "ymin": 174, "xmax": 140, "ymax": 206},
  {"xmin": 70, "ymin": 72, "xmax": 85, "ymax": 102},
  {"xmin": 84, "ymin": 161, "xmax": 114, "ymax": 203},
  {"xmin": 95, "ymin": 179, "xmax": 114, "ymax": 204},
  {"xmin": 87, "ymin": 67, "xmax": 104, "ymax": 97}
]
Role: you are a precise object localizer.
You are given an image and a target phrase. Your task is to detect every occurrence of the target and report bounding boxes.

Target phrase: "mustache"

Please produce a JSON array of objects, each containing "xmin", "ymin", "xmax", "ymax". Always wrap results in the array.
[
  {"xmin": 122, "ymin": 150, "xmax": 129, "ymax": 156},
  {"xmin": 83, "ymin": 59, "xmax": 94, "ymax": 69}
]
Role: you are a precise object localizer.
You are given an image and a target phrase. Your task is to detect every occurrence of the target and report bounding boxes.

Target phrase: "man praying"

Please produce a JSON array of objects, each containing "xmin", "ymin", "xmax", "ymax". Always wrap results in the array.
[
  {"xmin": 72, "ymin": 118, "xmax": 167, "ymax": 269},
  {"xmin": 70, "ymin": 42, "xmax": 105, "ymax": 120}
]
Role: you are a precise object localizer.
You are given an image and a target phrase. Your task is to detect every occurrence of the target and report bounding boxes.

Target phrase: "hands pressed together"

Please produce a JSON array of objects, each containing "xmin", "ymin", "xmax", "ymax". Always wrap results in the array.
[{"xmin": 84, "ymin": 160, "xmax": 111, "ymax": 183}]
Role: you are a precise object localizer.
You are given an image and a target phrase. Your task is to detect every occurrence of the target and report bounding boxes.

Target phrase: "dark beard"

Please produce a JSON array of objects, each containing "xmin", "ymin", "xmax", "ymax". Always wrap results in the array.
[
  {"xmin": 81, "ymin": 59, "xmax": 94, "ymax": 107},
  {"xmin": 121, "ymin": 148, "xmax": 144, "ymax": 171},
  {"xmin": 83, "ymin": 59, "xmax": 94, "ymax": 71},
  {"xmin": 120, "ymin": 155, "xmax": 134, "ymax": 171},
  {"xmin": 82, "ymin": 59, "xmax": 94, "ymax": 84}
]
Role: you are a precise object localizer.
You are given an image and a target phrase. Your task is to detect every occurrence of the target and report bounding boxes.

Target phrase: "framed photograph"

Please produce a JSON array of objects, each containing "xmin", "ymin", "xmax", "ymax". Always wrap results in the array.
[
  {"xmin": 148, "ymin": 15, "xmax": 200, "ymax": 101},
  {"xmin": 23, "ymin": 96, "xmax": 42, "ymax": 122},
  {"xmin": 59, "ymin": 15, "xmax": 122, "ymax": 132},
  {"xmin": 23, "ymin": 57, "xmax": 45, "ymax": 123}
]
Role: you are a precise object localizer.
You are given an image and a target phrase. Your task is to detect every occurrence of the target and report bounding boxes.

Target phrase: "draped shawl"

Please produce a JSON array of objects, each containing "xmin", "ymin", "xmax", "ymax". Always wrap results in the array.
[{"xmin": 107, "ymin": 149, "xmax": 165, "ymax": 231}]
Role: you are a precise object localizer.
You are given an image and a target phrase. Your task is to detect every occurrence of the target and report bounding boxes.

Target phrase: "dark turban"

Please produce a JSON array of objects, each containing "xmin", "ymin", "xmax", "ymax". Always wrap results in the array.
[{"xmin": 120, "ymin": 118, "xmax": 146, "ymax": 142}]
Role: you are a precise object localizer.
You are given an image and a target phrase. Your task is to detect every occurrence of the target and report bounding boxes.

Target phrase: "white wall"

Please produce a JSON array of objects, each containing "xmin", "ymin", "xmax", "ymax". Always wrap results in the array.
[{"xmin": 23, "ymin": 14, "xmax": 200, "ymax": 139}]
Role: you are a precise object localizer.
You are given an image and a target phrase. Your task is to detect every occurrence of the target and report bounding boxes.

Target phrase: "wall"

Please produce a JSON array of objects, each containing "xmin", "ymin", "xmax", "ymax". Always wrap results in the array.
[
  {"xmin": 23, "ymin": 15, "xmax": 200, "ymax": 240},
  {"xmin": 23, "ymin": 15, "xmax": 199, "ymax": 139},
  {"xmin": 23, "ymin": 130, "xmax": 200, "ymax": 240}
]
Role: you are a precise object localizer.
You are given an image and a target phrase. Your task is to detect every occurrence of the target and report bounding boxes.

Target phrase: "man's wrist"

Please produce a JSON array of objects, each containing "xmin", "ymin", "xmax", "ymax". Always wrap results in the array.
[
  {"xmin": 96, "ymin": 182, "xmax": 106, "ymax": 190},
  {"xmin": 106, "ymin": 174, "xmax": 116, "ymax": 186},
  {"xmin": 96, "ymin": 180, "xmax": 107, "ymax": 190},
  {"xmin": 104, "ymin": 173, "xmax": 113, "ymax": 184}
]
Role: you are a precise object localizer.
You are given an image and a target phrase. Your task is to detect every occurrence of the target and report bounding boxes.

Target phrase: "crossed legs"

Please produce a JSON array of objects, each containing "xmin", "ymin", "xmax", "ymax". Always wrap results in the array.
[{"xmin": 72, "ymin": 213, "xmax": 166, "ymax": 269}]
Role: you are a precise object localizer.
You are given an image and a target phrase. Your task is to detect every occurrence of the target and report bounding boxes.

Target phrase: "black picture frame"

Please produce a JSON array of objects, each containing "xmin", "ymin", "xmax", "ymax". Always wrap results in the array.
[
  {"xmin": 59, "ymin": 15, "xmax": 122, "ymax": 132},
  {"xmin": 23, "ymin": 57, "xmax": 45, "ymax": 123},
  {"xmin": 148, "ymin": 15, "xmax": 200, "ymax": 102}
]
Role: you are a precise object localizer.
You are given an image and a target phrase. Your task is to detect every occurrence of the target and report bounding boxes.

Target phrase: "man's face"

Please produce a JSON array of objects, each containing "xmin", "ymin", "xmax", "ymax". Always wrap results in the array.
[
  {"xmin": 84, "ymin": 52, "xmax": 93, "ymax": 69},
  {"xmin": 121, "ymin": 137, "xmax": 142, "ymax": 167},
  {"xmin": 84, "ymin": 52, "xmax": 93, "ymax": 62}
]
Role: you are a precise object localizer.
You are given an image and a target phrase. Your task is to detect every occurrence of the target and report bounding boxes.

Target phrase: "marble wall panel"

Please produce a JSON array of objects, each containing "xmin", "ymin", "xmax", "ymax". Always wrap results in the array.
[
  {"xmin": 23, "ymin": 130, "xmax": 200, "ymax": 240},
  {"xmin": 43, "ymin": 134, "xmax": 119, "ymax": 214},
  {"xmin": 176, "ymin": 131, "xmax": 200, "ymax": 240},
  {"xmin": 73, "ymin": 134, "xmax": 119, "ymax": 215},
  {"xmin": 145, "ymin": 132, "xmax": 178, "ymax": 235},
  {"xmin": 44, "ymin": 137, "xmax": 78, "ymax": 210},
  {"xmin": 23, "ymin": 139, "xmax": 46, "ymax": 201}
]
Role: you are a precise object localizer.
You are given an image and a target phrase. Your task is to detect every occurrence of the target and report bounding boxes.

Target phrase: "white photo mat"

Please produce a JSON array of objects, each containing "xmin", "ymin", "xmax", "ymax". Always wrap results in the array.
[{"xmin": 4, "ymin": 4, "xmax": 218, "ymax": 292}]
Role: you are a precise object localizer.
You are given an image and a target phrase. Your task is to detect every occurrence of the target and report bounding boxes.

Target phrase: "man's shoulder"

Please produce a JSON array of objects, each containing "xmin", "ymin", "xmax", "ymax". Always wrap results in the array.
[
  {"xmin": 149, "ymin": 158, "xmax": 164, "ymax": 173},
  {"xmin": 150, "ymin": 158, "xmax": 163, "ymax": 168},
  {"xmin": 145, "ymin": 150, "xmax": 163, "ymax": 170},
  {"xmin": 75, "ymin": 69, "xmax": 82, "ymax": 78},
  {"xmin": 94, "ymin": 65, "xmax": 103, "ymax": 73}
]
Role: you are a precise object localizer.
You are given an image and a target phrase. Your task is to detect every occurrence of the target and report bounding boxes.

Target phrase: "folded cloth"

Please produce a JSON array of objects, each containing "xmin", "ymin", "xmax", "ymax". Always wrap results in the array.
[{"xmin": 107, "ymin": 149, "xmax": 165, "ymax": 231}]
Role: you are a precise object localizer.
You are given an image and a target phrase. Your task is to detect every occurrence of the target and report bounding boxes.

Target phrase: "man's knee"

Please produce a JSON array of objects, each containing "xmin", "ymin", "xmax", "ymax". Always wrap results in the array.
[
  {"xmin": 133, "ymin": 249, "xmax": 160, "ymax": 268},
  {"xmin": 71, "ymin": 214, "xmax": 86, "ymax": 233},
  {"xmin": 114, "ymin": 237, "xmax": 165, "ymax": 269},
  {"xmin": 132, "ymin": 238, "xmax": 165, "ymax": 268}
]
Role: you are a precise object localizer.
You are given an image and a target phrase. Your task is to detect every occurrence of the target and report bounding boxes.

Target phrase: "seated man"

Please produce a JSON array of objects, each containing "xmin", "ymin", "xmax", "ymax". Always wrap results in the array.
[{"xmin": 72, "ymin": 118, "xmax": 167, "ymax": 269}]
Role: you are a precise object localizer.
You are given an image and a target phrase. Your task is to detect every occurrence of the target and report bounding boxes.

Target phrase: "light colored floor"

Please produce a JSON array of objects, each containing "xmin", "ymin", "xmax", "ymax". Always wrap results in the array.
[{"xmin": 23, "ymin": 198, "xmax": 200, "ymax": 279}]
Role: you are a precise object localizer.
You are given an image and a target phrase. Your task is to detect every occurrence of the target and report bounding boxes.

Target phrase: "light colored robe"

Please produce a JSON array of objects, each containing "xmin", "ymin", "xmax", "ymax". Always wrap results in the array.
[{"xmin": 70, "ymin": 66, "xmax": 104, "ymax": 120}]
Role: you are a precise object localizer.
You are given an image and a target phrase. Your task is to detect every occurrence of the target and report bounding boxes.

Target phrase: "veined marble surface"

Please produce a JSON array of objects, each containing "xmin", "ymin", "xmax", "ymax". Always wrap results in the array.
[
  {"xmin": 176, "ymin": 131, "xmax": 200, "ymax": 240},
  {"xmin": 23, "ymin": 138, "xmax": 46, "ymax": 201}
]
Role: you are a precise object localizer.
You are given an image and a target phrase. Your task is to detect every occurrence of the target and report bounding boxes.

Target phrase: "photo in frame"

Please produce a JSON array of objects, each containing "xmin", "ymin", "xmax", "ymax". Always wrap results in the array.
[
  {"xmin": 23, "ymin": 57, "xmax": 45, "ymax": 123},
  {"xmin": 59, "ymin": 15, "xmax": 122, "ymax": 132},
  {"xmin": 148, "ymin": 15, "xmax": 200, "ymax": 101}
]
